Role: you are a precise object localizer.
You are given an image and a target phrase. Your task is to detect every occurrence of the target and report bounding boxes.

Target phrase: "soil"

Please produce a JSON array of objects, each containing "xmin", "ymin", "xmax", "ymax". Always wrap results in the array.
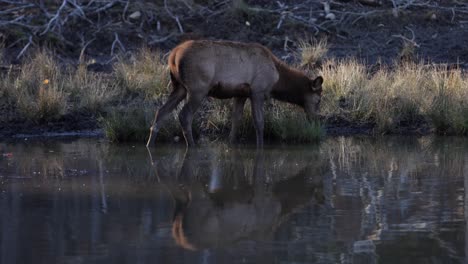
[{"xmin": 0, "ymin": 0, "xmax": 466, "ymax": 140}]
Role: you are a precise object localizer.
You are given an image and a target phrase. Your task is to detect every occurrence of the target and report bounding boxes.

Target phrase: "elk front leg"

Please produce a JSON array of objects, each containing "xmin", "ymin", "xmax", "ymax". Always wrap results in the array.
[{"xmin": 147, "ymin": 87, "xmax": 186, "ymax": 147}]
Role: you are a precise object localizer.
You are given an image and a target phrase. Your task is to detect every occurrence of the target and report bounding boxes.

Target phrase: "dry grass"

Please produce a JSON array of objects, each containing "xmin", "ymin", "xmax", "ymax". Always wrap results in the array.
[
  {"xmin": 297, "ymin": 38, "xmax": 328, "ymax": 69},
  {"xmin": 2, "ymin": 50, "xmax": 125, "ymax": 122},
  {"xmin": 319, "ymin": 58, "xmax": 468, "ymax": 134},
  {"xmin": 319, "ymin": 59, "xmax": 368, "ymax": 120},
  {"xmin": 11, "ymin": 50, "xmax": 68, "ymax": 121},
  {"xmin": 2, "ymin": 44, "xmax": 468, "ymax": 142},
  {"xmin": 68, "ymin": 64, "xmax": 120, "ymax": 112},
  {"xmin": 423, "ymin": 66, "xmax": 468, "ymax": 134},
  {"xmin": 103, "ymin": 43, "xmax": 468, "ymax": 142},
  {"xmin": 114, "ymin": 48, "xmax": 170, "ymax": 99}
]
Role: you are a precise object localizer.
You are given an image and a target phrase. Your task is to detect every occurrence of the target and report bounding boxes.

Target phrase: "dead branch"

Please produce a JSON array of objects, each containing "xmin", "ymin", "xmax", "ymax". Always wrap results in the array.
[
  {"xmin": 148, "ymin": 33, "xmax": 176, "ymax": 45},
  {"xmin": 111, "ymin": 33, "xmax": 125, "ymax": 56},
  {"xmin": 16, "ymin": 35, "xmax": 33, "ymax": 60},
  {"xmin": 92, "ymin": 1, "xmax": 118, "ymax": 14},
  {"xmin": 391, "ymin": 26, "xmax": 420, "ymax": 48},
  {"xmin": 0, "ymin": 3, "xmax": 35, "ymax": 15},
  {"xmin": 164, "ymin": 0, "xmax": 184, "ymax": 33},
  {"xmin": 79, "ymin": 38, "xmax": 95, "ymax": 63},
  {"xmin": 40, "ymin": 0, "xmax": 68, "ymax": 36}
]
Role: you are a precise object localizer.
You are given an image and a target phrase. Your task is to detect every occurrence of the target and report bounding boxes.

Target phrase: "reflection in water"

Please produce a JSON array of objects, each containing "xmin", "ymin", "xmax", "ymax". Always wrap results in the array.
[
  {"xmin": 0, "ymin": 137, "xmax": 466, "ymax": 263},
  {"xmin": 148, "ymin": 147, "xmax": 325, "ymax": 251}
]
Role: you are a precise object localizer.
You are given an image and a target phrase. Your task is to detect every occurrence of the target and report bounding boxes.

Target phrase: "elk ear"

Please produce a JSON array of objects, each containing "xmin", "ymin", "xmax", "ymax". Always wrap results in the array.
[{"xmin": 311, "ymin": 76, "xmax": 323, "ymax": 92}]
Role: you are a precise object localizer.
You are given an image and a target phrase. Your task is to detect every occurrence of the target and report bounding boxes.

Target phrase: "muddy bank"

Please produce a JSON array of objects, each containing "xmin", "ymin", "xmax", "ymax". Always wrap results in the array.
[
  {"xmin": 0, "ymin": 113, "xmax": 100, "ymax": 139},
  {"xmin": 0, "ymin": 114, "xmax": 432, "ymax": 142}
]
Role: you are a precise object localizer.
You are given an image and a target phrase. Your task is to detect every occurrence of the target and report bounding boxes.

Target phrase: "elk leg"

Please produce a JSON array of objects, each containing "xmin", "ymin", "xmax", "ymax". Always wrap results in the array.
[
  {"xmin": 147, "ymin": 86, "xmax": 187, "ymax": 147},
  {"xmin": 229, "ymin": 97, "xmax": 247, "ymax": 144},
  {"xmin": 250, "ymin": 95, "xmax": 265, "ymax": 148},
  {"xmin": 179, "ymin": 94, "xmax": 204, "ymax": 147}
]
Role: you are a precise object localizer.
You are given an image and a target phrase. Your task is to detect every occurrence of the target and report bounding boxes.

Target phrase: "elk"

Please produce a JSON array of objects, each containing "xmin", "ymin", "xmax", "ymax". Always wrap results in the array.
[{"xmin": 146, "ymin": 40, "xmax": 323, "ymax": 147}]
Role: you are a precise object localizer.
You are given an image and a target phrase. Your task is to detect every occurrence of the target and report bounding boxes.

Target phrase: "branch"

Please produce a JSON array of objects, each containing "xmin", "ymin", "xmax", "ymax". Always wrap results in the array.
[
  {"xmin": 92, "ymin": 1, "xmax": 118, "ymax": 14},
  {"xmin": 0, "ymin": 3, "xmax": 35, "ymax": 15},
  {"xmin": 111, "ymin": 33, "xmax": 125, "ymax": 55},
  {"xmin": 148, "ymin": 33, "xmax": 176, "ymax": 45},
  {"xmin": 79, "ymin": 38, "xmax": 95, "ymax": 63},
  {"xmin": 391, "ymin": 27, "xmax": 420, "ymax": 48},
  {"xmin": 16, "ymin": 35, "xmax": 33, "ymax": 60},
  {"xmin": 164, "ymin": 0, "xmax": 184, "ymax": 33},
  {"xmin": 40, "ymin": 0, "xmax": 68, "ymax": 36}
]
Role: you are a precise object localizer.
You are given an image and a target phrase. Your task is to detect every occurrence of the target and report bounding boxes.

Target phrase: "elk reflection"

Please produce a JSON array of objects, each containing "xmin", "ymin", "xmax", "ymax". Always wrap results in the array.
[{"xmin": 148, "ymin": 146, "xmax": 325, "ymax": 251}]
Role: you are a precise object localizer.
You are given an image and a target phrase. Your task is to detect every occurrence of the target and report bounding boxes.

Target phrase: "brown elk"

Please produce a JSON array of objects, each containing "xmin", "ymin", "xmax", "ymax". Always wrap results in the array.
[{"xmin": 146, "ymin": 40, "xmax": 323, "ymax": 148}]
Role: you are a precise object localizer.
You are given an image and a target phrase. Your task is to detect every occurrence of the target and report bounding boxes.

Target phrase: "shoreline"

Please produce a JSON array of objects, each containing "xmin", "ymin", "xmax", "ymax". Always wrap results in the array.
[{"xmin": 0, "ymin": 116, "xmax": 434, "ymax": 143}]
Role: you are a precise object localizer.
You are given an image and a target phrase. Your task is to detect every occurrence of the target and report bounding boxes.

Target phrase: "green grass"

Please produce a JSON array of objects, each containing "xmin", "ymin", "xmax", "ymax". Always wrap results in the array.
[
  {"xmin": 100, "ymin": 103, "xmax": 182, "ymax": 143},
  {"xmin": 100, "ymin": 108, "xmax": 149, "ymax": 142}
]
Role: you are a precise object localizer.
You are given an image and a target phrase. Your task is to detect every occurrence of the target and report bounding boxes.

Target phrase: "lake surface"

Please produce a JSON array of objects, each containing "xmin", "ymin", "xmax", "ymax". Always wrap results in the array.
[{"xmin": 0, "ymin": 137, "xmax": 466, "ymax": 264}]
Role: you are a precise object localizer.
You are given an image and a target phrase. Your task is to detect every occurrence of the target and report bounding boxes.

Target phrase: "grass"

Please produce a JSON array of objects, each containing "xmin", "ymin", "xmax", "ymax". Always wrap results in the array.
[
  {"xmin": 204, "ymin": 100, "xmax": 325, "ymax": 143},
  {"xmin": 319, "ymin": 59, "xmax": 468, "ymax": 134},
  {"xmin": 1, "ymin": 43, "xmax": 468, "ymax": 142},
  {"xmin": 114, "ymin": 48, "xmax": 170, "ymax": 99},
  {"xmin": 100, "ymin": 103, "xmax": 182, "ymax": 143},
  {"xmin": 11, "ymin": 50, "xmax": 68, "ymax": 121},
  {"xmin": 68, "ymin": 64, "xmax": 120, "ymax": 113},
  {"xmin": 100, "ymin": 108, "xmax": 149, "ymax": 142},
  {"xmin": 267, "ymin": 108, "xmax": 324, "ymax": 142},
  {"xmin": 297, "ymin": 38, "xmax": 328, "ymax": 70}
]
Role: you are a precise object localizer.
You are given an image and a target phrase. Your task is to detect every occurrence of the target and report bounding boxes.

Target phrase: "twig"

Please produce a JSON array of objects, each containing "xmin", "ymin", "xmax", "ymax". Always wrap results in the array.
[
  {"xmin": 277, "ymin": 12, "xmax": 287, "ymax": 29},
  {"xmin": 16, "ymin": 35, "xmax": 33, "ymax": 60},
  {"xmin": 148, "ymin": 33, "xmax": 176, "ymax": 45},
  {"xmin": 122, "ymin": 0, "xmax": 130, "ymax": 22},
  {"xmin": 111, "ymin": 33, "xmax": 125, "ymax": 55},
  {"xmin": 40, "ymin": 0, "xmax": 68, "ymax": 36},
  {"xmin": 0, "ymin": 3, "xmax": 35, "ymax": 15},
  {"xmin": 164, "ymin": 0, "xmax": 184, "ymax": 33},
  {"xmin": 79, "ymin": 38, "xmax": 95, "ymax": 63},
  {"xmin": 391, "ymin": 26, "xmax": 420, "ymax": 47},
  {"xmin": 92, "ymin": 1, "xmax": 118, "ymax": 14}
]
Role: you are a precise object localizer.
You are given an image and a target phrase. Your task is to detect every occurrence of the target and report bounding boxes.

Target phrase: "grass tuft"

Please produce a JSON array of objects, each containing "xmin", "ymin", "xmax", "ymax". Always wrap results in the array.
[
  {"xmin": 100, "ymin": 104, "xmax": 182, "ymax": 143},
  {"xmin": 114, "ymin": 48, "xmax": 170, "ymax": 99},
  {"xmin": 320, "ymin": 59, "xmax": 468, "ymax": 134},
  {"xmin": 268, "ymin": 108, "xmax": 324, "ymax": 142},
  {"xmin": 12, "ymin": 50, "xmax": 67, "ymax": 121},
  {"xmin": 68, "ymin": 64, "xmax": 120, "ymax": 112},
  {"xmin": 100, "ymin": 108, "xmax": 149, "ymax": 142},
  {"xmin": 297, "ymin": 38, "xmax": 328, "ymax": 70}
]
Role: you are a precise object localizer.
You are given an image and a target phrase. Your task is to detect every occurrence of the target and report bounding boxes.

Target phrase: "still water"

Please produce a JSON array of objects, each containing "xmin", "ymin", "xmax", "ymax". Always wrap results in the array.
[{"xmin": 0, "ymin": 137, "xmax": 466, "ymax": 264}]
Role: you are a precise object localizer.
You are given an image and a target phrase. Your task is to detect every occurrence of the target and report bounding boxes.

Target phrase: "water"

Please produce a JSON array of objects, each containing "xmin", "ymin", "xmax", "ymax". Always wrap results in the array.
[{"xmin": 0, "ymin": 137, "xmax": 466, "ymax": 264}]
